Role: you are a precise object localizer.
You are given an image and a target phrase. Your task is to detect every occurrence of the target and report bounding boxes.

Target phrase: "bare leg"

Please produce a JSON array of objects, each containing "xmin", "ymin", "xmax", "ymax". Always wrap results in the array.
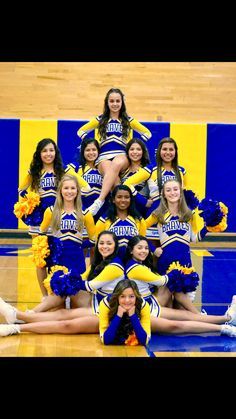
[
  {"xmin": 160, "ymin": 306, "xmax": 229, "ymax": 324},
  {"xmin": 98, "ymin": 155, "xmax": 129, "ymax": 201},
  {"xmin": 36, "ymin": 266, "xmax": 48, "ymax": 296},
  {"xmin": 71, "ymin": 291, "xmax": 92, "ymax": 308},
  {"xmin": 16, "ymin": 307, "xmax": 93, "ymax": 323},
  {"xmin": 151, "ymin": 317, "xmax": 223, "ymax": 334},
  {"xmin": 174, "ymin": 292, "xmax": 199, "ymax": 314},
  {"xmin": 31, "ymin": 294, "xmax": 65, "ymax": 313},
  {"xmin": 18, "ymin": 315, "xmax": 99, "ymax": 334},
  {"xmin": 155, "ymin": 286, "xmax": 173, "ymax": 307}
]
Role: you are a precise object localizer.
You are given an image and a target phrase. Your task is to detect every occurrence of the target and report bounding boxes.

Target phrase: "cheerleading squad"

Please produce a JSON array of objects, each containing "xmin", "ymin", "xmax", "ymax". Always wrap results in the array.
[{"xmin": 2, "ymin": 87, "xmax": 233, "ymax": 345}]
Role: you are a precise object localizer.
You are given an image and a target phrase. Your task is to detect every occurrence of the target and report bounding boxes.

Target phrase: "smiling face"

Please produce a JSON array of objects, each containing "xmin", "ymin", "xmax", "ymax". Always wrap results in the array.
[
  {"xmin": 163, "ymin": 180, "xmax": 181, "ymax": 204},
  {"xmin": 131, "ymin": 239, "xmax": 149, "ymax": 262},
  {"xmin": 40, "ymin": 142, "xmax": 56, "ymax": 166},
  {"xmin": 113, "ymin": 189, "xmax": 131, "ymax": 211},
  {"xmin": 61, "ymin": 179, "xmax": 78, "ymax": 203},
  {"xmin": 128, "ymin": 142, "xmax": 143, "ymax": 163},
  {"xmin": 97, "ymin": 233, "xmax": 116, "ymax": 259},
  {"xmin": 118, "ymin": 287, "xmax": 136, "ymax": 311},
  {"xmin": 84, "ymin": 143, "xmax": 99, "ymax": 163},
  {"xmin": 108, "ymin": 92, "xmax": 122, "ymax": 116},
  {"xmin": 160, "ymin": 142, "xmax": 176, "ymax": 164}
]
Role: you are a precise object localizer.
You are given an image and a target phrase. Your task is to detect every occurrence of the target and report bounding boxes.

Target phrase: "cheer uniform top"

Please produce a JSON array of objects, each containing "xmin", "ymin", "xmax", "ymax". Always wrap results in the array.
[
  {"xmin": 19, "ymin": 171, "xmax": 58, "ymax": 235},
  {"xmin": 99, "ymin": 295, "xmax": 151, "ymax": 345},
  {"xmin": 145, "ymin": 211, "xmax": 208, "ymax": 274},
  {"xmin": 145, "ymin": 165, "xmax": 188, "ymax": 240},
  {"xmin": 78, "ymin": 256, "xmax": 125, "ymax": 314},
  {"xmin": 77, "ymin": 116, "xmax": 152, "ymax": 164},
  {"xmin": 96, "ymin": 215, "xmax": 146, "ymax": 260},
  {"xmin": 121, "ymin": 165, "xmax": 153, "ymax": 218},
  {"xmin": 125, "ymin": 258, "xmax": 169, "ymax": 317},
  {"xmin": 65, "ymin": 161, "xmax": 109, "ymax": 221},
  {"xmin": 40, "ymin": 206, "xmax": 96, "ymax": 274}
]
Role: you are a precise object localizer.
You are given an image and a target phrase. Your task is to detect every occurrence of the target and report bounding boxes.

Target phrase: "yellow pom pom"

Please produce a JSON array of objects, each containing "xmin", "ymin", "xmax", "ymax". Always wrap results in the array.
[
  {"xmin": 43, "ymin": 275, "xmax": 54, "ymax": 295},
  {"xmin": 167, "ymin": 261, "xmax": 195, "ymax": 275},
  {"xmin": 50, "ymin": 265, "xmax": 68, "ymax": 274},
  {"xmin": 13, "ymin": 192, "xmax": 40, "ymax": 218},
  {"xmin": 167, "ymin": 261, "xmax": 182, "ymax": 273},
  {"xmin": 26, "ymin": 191, "xmax": 40, "ymax": 214},
  {"xmin": 181, "ymin": 266, "xmax": 195, "ymax": 275},
  {"xmin": 219, "ymin": 202, "xmax": 228, "ymax": 216},
  {"xmin": 30, "ymin": 235, "xmax": 50, "ymax": 267}
]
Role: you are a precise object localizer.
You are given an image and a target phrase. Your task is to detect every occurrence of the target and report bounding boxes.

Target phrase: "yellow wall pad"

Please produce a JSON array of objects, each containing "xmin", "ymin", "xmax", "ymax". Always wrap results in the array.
[{"xmin": 18, "ymin": 120, "xmax": 57, "ymax": 229}]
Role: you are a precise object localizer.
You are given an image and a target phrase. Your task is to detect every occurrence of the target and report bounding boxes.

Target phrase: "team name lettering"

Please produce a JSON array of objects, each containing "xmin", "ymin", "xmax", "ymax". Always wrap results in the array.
[
  {"xmin": 61, "ymin": 219, "xmax": 77, "ymax": 231},
  {"xmin": 162, "ymin": 174, "xmax": 176, "ymax": 183},
  {"xmin": 162, "ymin": 221, "xmax": 189, "ymax": 233},
  {"xmin": 110, "ymin": 226, "xmax": 138, "ymax": 237},
  {"xmin": 40, "ymin": 177, "xmax": 56, "ymax": 188},
  {"xmin": 106, "ymin": 123, "xmax": 123, "ymax": 133},
  {"xmin": 84, "ymin": 174, "xmax": 103, "ymax": 185}
]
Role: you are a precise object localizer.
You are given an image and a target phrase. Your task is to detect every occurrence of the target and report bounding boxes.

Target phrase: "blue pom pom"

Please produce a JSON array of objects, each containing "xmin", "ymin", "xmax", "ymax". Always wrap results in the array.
[
  {"xmin": 167, "ymin": 269, "xmax": 199, "ymax": 293},
  {"xmin": 22, "ymin": 206, "xmax": 44, "ymax": 226},
  {"xmin": 50, "ymin": 270, "xmax": 82, "ymax": 297},
  {"xmin": 198, "ymin": 198, "xmax": 223, "ymax": 227},
  {"xmin": 183, "ymin": 189, "xmax": 199, "ymax": 211}
]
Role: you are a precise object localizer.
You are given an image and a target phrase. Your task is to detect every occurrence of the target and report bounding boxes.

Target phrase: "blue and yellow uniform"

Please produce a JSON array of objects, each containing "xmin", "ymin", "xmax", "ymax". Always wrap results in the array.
[
  {"xmin": 78, "ymin": 256, "xmax": 125, "ymax": 314},
  {"xmin": 145, "ymin": 165, "xmax": 189, "ymax": 240},
  {"xmin": 65, "ymin": 161, "xmax": 109, "ymax": 221},
  {"xmin": 125, "ymin": 258, "xmax": 168, "ymax": 317},
  {"xmin": 19, "ymin": 171, "xmax": 58, "ymax": 235},
  {"xmin": 19, "ymin": 168, "xmax": 90, "ymax": 235},
  {"xmin": 121, "ymin": 164, "xmax": 153, "ymax": 218},
  {"xmin": 99, "ymin": 295, "xmax": 151, "ymax": 345},
  {"xmin": 40, "ymin": 207, "xmax": 96, "ymax": 274},
  {"xmin": 145, "ymin": 211, "xmax": 208, "ymax": 274},
  {"xmin": 77, "ymin": 116, "xmax": 152, "ymax": 164},
  {"xmin": 96, "ymin": 215, "xmax": 146, "ymax": 260}
]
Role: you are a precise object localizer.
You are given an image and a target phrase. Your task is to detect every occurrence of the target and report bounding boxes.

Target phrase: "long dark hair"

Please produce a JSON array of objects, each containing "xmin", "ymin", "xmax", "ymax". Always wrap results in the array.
[
  {"xmin": 79, "ymin": 138, "xmax": 100, "ymax": 173},
  {"xmin": 87, "ymin": 230, "xmax": 119, "ymax": 281},
  {"xmin": 126, "ymin": 138, "xmax": 150, "ymax": 167},
  {"xmin": 107, "ymin": 184, "xmax": 142, "ymax": 222},
  {"xmin": 30, "ymin": 138, "xmax": 64, "ymax": 191},
  {"xmin": 156, "ymin": 137, "xmax": 182, "ymax": 194},
  {"xmin": 124, "ymin": 235, "xmax": 156, "ymax": 272},
  {"xmin": 98, "ymin": 88, "xmax": 130, "ymax": 141},
  {"xmin": 108, "ymin": 279, "xmax": 143, "ymax": 342}
]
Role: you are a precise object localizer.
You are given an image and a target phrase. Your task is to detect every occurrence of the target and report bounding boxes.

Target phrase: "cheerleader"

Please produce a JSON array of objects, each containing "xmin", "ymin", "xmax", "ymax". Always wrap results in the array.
[
  {"xmin": 1, "ymin": 235, "xmax": 236, "ymax": 338},
  {"xmin": 0, "ymin": 231, "xmax": 126, "ymax": 336},
  {"xmin": 145, "ymin": 179, "xmax": 208, "ymax": 312},
  {"xmin": 31, "ymin": 174, "xmax": 96, "ymax": 306},
  {"xmin": 120, "ymin": 138, "xmax": 153, "ymax": 218},
  {"xmin": 77, "ymin": 88, "xmax": 152, "ymax": 215},
  {"xmin": 14, "ymin": 138, "xmax": 64, "ymax": 296},
  {"xmin": 99, "ymin": 279, "xmax": 150, "ymax": 345},
  {"xmin": 65, "ymin": 138, "xmax": 109, "ymax": 261},
  {"xmin": 96, "ymin": 184, "xmax": 146, "ymax": 261}
]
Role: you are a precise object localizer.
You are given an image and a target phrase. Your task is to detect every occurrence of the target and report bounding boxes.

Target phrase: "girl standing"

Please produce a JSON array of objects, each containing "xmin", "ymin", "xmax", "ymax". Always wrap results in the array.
[{"xmin": 14, "ymin": 138, "xmax": 64, "ymax": 296}]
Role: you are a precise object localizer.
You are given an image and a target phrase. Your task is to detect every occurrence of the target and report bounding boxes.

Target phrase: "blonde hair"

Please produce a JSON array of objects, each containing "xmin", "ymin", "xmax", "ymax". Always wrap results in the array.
[
  {"xmin": 154, "ymin": 180, "xmax": 192, "ymax": 224},
  {"xmin": 50, "ymin": 174, "xmax": 84, "ymax": 234}
]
